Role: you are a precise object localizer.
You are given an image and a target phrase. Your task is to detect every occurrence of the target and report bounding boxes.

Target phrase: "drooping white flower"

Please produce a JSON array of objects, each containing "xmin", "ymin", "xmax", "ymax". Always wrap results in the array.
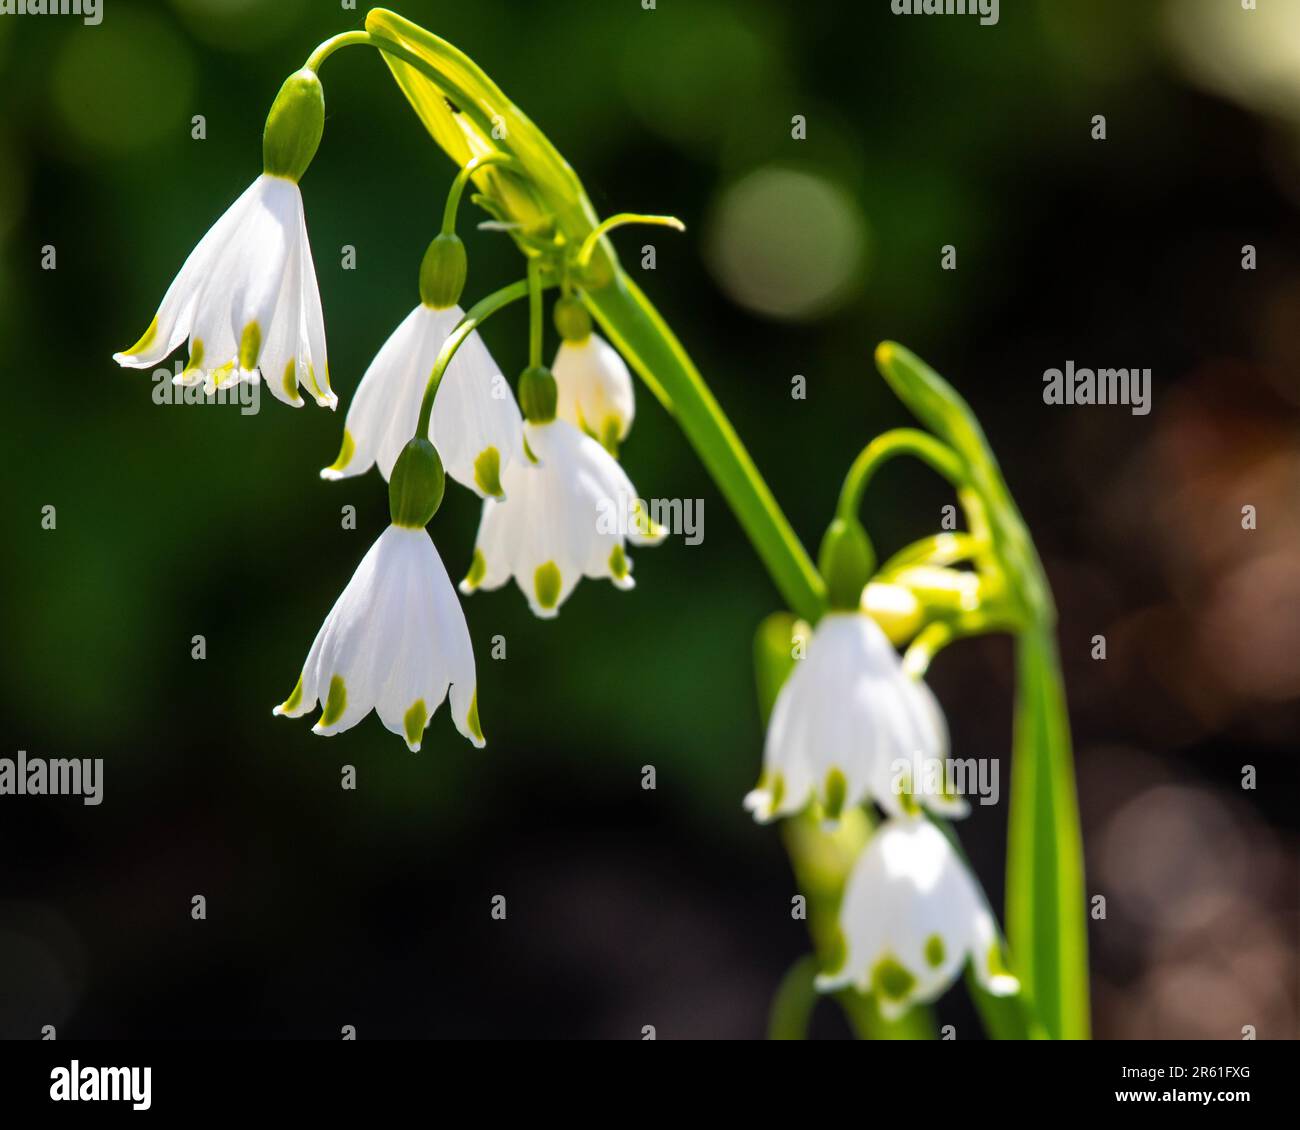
[
  {"xmin": 114, "ymin": 174, "xmax": 335, "ymax": 409},
  {"xmin": 745, "ymin": 611, "xmax": 964, "ymax": 824},
  {"xmin": 321, "ymin": 304, "xmax": 522, "ymax": 498},
  {"xmin": 815, "ymin": 816, "xmax": 1019, "ymax": 1017},
  {"xmin": 273, "ymin": 525, "xmax": 482, "ymax": 751},
  {"xmin": 459, "ymin": 418, "xmax": 665, "ymax": 618},
  {"xmin": 552, "ymin": 331, "xmax": 635, "ymax": 452}
]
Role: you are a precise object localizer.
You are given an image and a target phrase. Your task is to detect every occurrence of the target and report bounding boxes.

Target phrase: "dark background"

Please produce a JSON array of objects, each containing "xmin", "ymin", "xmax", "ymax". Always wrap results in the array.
[{"xmin": 1, "ymin": 0, "xmax": 1296, "ymax": 1039}]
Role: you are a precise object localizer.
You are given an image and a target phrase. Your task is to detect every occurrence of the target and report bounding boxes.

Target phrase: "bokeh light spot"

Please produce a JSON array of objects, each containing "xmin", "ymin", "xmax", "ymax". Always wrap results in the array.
[{"xmin": 705, "ymin": 166, "xmax": 868, "ymax": 321}]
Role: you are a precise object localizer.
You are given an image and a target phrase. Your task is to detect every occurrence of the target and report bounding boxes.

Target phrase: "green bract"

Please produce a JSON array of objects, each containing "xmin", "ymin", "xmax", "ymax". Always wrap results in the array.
[
  {"xmin": 388, "ymin": 438, "xmax": 445, "ymax": 528},
  {"xmin": 263, "ymin": 68, "xmax": 325, "ymax": 183}
]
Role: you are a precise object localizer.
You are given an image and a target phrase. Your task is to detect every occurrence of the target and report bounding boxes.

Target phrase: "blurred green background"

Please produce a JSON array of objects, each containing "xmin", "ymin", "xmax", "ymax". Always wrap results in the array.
[{"xmin": 1, "ymin": 0, "xmax": 1296, "ymax": 1038}]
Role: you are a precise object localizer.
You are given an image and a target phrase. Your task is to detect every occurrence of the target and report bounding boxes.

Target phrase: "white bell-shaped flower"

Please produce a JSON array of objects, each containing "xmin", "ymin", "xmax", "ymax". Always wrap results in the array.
[
  {"xmin": 745, "ymin": 611, "xmax": 964, "ymax": 824},
  {"xmin": 114, "ymin": 174, "xmax": 335, "ymax": 409},
  {"xmin": 320, "ymin": 304, "xmax": 522, "ymax": 498},
  {"xmin": 460, "ymin": 418, "xmax": 665, "ymax": 618},
  {"xmin": 815, "ymin": 816, "xmax": 1020, "ymax": 1017},
  {"xmin": 273, "ymin": 525, "xmax": 482, "ymax": 751},
  {"xmin": 552, "ymin": 331, "xmax": 635, "ymax": 452}
]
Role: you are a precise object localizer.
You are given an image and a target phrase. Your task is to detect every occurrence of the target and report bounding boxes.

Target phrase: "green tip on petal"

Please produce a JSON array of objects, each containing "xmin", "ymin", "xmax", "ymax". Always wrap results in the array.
[
  {"xmin": 987, "ymin": 940, "xmax": 1013, "ymax": 980},
  {"xmin": 119, "ymin": 315, "xmax": 159, "ymax": 358},
  {"xmin": 404, "ymin": 699, "xmax": 428, "ymax": 750},
  {"xmin": 282, "ymin": 360, "xmax": 303, "ymax": 405},
  {"xmin": 823, "ymin": 926, "xmax": 848, "ymax": 977},
  {"xmin": 238, "ymin": 321, "xmax": 262, "ymax": 371},
  {"xmin": 473, "ymin": 447, "xmax": 503, "ymax": 497},
  {"xmin": 466, "ymin": 690, "xmax": 484, "ymax": 744},
  {"xmin": 823, "ymin": 767, "xmax": 848, "ymax": 821},
  {"xmin": 600, "ymin": 417, "xmax": 621, "ymax": 457},
  {"xmin": 276, "ymin": 674, "xmax": 305, "ymax": 715},
  {"xmin": 464, "ymin": 548, "xmax": 487, "ymax": 590},
  {"xmin": 925, "ymin": 934, "xmax": 946, "ymax": 970},
  {"xmin": 319, "ymin": 674, "xmax": 347, "ymax": 728},
  {"xmin": 522, "ymin": 433, "xmax": 539, "ymax": 464},
  {"xmin": 534, "ymin": 561, "xmax": 562, "ymax": 611},
  {"xmin": 768, "ymin": 771, "xmax": 786, "ymax": 813},
  {"xmin": 871, "ymin": 955, "xmax": 917, "ymax": 1004},
  {"xmin": 323, "ymin": 429, "xmax": 356, "ymax": 476},
  {"xmin": 609, "ymin": 543, "xmax": 628, "ymax": 581}
]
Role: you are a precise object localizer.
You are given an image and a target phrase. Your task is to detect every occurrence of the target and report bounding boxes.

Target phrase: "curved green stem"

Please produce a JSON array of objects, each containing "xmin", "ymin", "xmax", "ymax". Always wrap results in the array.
[
  {"xmin": 577, "ymin": 213, "xmax": 685, "ymax": 271},
  {"xmin": 838, "ymin": 428, "xmax": 967, "ymax": 521},
  {"xmin": 442, "ymin": 153, "xmax": 520, "ymax": 235},
  {"xmin": 305, "ymin": 30, "xmax": 374, "ymax": 72},
  {"xmin": 415, "ymin": 278, "xmax": 547, "ymax": 439}
]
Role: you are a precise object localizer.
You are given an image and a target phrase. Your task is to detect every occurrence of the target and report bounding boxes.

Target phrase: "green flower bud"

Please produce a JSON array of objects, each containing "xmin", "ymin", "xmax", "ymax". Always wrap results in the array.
[
  {"xmin": 263, "ymin": 69, "xmax": 325, "ymax": 183},
  {"xmin": 518, "ymin": 365, "xmax": 558, "ymax": 424},
  {"xmin": 419, "ymin": 233, "xmax": 467, "ymax": 309},
  {"xmin": 819, "ymin": 516, "xmax": 875, "ymax": 610},
  {"xmin": 389, "ymin": 438, "xmax": 446, "ymax": 529},
  {"xmin": 553, "ymin": 294, "xmax": 592, "ymax": 342}
]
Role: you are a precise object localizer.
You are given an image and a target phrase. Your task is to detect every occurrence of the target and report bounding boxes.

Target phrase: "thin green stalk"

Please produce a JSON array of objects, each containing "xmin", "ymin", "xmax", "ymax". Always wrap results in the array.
[
  {"xmin": 441, "ymin": 153, "xmax": 520, "ymax": 235},
  {"xmin": 526, "ymin": 258, "xmax": 543, "ymax": 369},
  {"xmin": 837, "ymin": 428, "xmax": 968, "ymax": 519},
  {"xmin": 414, "ymin": 278, "xmax": 544, "ymax": 439},
  {"xmin": 305, "ymin": 30, "xmax": 373, "ymax": 72}
]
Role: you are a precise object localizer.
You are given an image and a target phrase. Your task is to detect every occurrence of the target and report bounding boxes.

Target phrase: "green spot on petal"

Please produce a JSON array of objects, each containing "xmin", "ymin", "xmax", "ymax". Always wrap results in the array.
[
  {"xmin": 534, "ymin": 561, "xmax": 561, "ymax": 611},
  {"xmin": 466, "ymin": 690, "xmax": 483, "ymax": 743},
  {"xmin": 768, "ymin": 771, "xmax": 786, "ymax": 813},
  {"xmin": 209, "ymin": 361, "xmax": 236, "ymax": 389},
  {"xmin": 280, "ymin": 674, "xmax": 304, "ymax": 713},
  {"xmin": 600, "ymin": 417, "xmax": 621, "ymax": 457},
  {"xmin": 282, "ymin": 359, "xmax": 301, "ymax": 402},
  {"xmin": 609, "ymin": 543, "xmax": 628, "ymax": 580},
  {"xmin": 987, "ymin": 940, "xmax": 1012, "ymax": 980},
  {"xmin": 320, "ymin": 675, "xmax": 347, "ymax": 727},
  {"xmin": 238, "ymin": 321, "xmax": 262, "ymax": 371},
  {"xmin": 823, "ymin": 926, "xmax": 848, "ymax": 976},
  {"xmin": 121, "ymin": 315, "xmax": 158, "ymax": 357},
  {"xmin": 871, "ymin": 955, "xmax": 917, "ymax": 1003},
  {"xmin": 522, "ymin": 434, "xmax": 539, "ymax": 464},
  {"xmin": 326, "ymin": 429, "xmax": 355, "ymax": 473},
  {"xmin": 823, "ymin": 767, "xmax": 847, "ymax": 820},
  {"xmin": 403, "ymin": 699, "xmax": 427, "ymax": 749},
  {"xmin": 473, "ymin": 446, "xmax": 503, "ymax": 497},
  {"xmin": 464, "ymin": 548, "xmax": 486, "ymax": 589},
  {"xmin": 925, "ymin": 934, "xmax": 946, "ymax": 969},
  {"xmin": 183, "ymin": 338, "xmax": 205, "ymax": 376}
]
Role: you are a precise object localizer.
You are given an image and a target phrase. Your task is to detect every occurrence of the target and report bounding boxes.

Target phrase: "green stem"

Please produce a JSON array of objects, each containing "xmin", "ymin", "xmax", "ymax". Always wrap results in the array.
[
  {"xmin": 526, "ymin": 258, "xmax": 543, "ymax": 369},
  {"xmin": 414, "ymin": 278, "xmax": 544, "ymax": 439},
  {"xmin": 577, "ymin": 213, "xmax": 685, "ymax": 271},
  {"xmin": 305, "ymin": 30, "xmax": 374, "ymax": 72},
  {"xmin": 582, "ymin": 274, "xmax": 827, "ymax": 624},
  {"xmin": 442, "ymin": 153, "xmax": 519, "ymax": 235},
  {"xmin": 837, "ymin": 428, "xmax": 967, "ymax": 520},
  {"xmin": 1007, "ymin": 625, "xmax": 1090, "ymax": 1039}
]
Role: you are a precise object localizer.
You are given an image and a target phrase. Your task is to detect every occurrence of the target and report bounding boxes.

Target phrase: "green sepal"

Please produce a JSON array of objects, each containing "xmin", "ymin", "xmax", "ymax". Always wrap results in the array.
[
  {"xmin": 420, "ymin": 232, "xmax": 467, "ymax": 309},
  {"xmin": 389, "ymin": 438, "xmax": 446, "ymax": 528},
  {"xmin": 818, "ymin": 516, "xmax": 875, "ymax": 611},
  {"xmin": 263, "ymin": 68, "xmax": 325, "ymax": 183}
]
